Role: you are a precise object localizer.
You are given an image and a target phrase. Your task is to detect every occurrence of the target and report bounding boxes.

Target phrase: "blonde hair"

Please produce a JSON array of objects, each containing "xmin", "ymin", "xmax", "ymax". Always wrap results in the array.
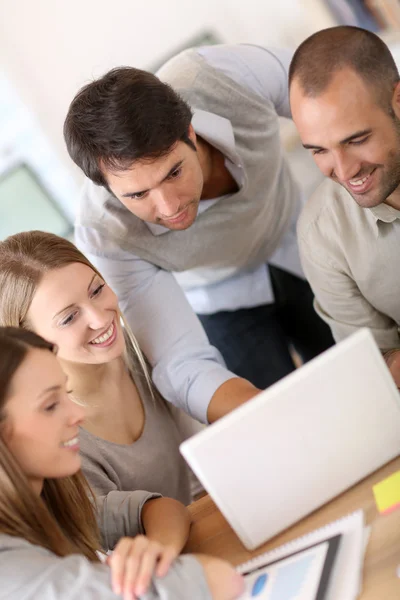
[
  {"xmin": 0, "ymin": 326, "xmax": 100, "ymax": 560},
  {"xmin": 0, "ymin": 230, "xmax": 153, "ymax": 395}
]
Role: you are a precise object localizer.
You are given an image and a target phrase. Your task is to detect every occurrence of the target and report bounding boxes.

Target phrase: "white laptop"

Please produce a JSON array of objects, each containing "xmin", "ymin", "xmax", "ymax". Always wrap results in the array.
[{"xmin": 180, "ymin": 329, "xmax": 400, "ymax": 550}]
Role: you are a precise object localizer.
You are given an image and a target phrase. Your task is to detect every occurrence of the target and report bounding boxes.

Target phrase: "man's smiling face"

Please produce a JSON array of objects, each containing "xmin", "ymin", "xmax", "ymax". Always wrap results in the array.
[{"xmin": 290, "ymin": 68, "xmax": 400, "ymax": 209}]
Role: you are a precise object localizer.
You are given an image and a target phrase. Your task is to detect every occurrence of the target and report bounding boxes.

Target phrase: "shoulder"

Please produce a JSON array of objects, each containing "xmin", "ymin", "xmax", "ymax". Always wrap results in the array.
[
  {"xmin": 156, "ymin": 46, "xmax": 271, "ymax": 117},
  {"xmin": 156, "ymin": 48, "xmax": 203, "ymax": 87},
  {"xmin": 0, "ymin": 534, "xmax": 56, "ymax": 578}
]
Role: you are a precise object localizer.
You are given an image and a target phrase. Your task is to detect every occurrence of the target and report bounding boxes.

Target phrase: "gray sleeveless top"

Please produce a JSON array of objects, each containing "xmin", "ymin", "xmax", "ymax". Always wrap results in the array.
[{"xmin": 78, "ymin": 367, "xmax": 203, "ymax": 549}]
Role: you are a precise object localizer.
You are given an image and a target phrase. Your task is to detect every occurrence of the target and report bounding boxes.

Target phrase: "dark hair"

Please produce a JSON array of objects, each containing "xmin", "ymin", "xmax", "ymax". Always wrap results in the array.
[
  {"xmin": 0, "ymin": 327, "xmax": 54, "ymax": 405},
  {"xmin": 64, "ymin": 66, "xmax": 194, "ymax": 187},
  {"xmin": 289, "ymin": 26, "xmax": 399, "ymax": 111}
]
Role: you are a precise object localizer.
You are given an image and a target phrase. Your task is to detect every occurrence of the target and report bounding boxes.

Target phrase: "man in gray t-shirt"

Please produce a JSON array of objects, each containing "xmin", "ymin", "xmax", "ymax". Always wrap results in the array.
[{"xmin": 65, "ymin": 45, "xmax": 334, "ymax": 424}]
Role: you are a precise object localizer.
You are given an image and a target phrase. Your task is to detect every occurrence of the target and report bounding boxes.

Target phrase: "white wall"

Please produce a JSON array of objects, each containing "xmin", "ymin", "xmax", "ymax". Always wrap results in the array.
[{"xmin": 0, "ymin": 0, "xmax": 336, "ymax": 191}]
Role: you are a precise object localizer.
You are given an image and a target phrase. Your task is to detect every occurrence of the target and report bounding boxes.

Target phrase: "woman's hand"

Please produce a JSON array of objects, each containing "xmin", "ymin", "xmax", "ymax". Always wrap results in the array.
[{"xmin": 107, "ymin": 535, "xmax": 178, "ymax": 600}]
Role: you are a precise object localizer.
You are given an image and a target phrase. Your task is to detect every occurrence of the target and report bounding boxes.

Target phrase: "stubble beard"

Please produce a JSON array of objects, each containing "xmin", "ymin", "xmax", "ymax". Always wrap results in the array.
[{"xmin": 347, "ymin": 116, "xmax": 400, "ymax": 208}]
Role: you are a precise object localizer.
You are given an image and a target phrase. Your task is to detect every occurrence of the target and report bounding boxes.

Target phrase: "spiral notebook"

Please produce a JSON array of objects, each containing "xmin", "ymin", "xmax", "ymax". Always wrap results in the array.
[{"xmin": 237, "ymin": 511, "xmax": 367, "ymax": 600}]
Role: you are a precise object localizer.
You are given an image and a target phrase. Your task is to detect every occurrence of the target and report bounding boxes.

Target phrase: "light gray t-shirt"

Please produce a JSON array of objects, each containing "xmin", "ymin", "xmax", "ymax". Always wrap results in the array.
[
  {"xmin": 79, "ymin": 372, "xmax": 203, "ymax": 549},
  {"xmin": 76, "ymin": 44, "xmax": 302, "ymax": 423},
  {"xmin": 0, "ymin": 534, "xmax": 211, "ymax": 600}
]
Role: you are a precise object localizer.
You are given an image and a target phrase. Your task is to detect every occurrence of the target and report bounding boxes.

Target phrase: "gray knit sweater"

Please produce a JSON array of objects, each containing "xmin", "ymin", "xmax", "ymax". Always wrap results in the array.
[{"xmin": 77, "ymin": 49, "xmax": 299, "ymax": 274}]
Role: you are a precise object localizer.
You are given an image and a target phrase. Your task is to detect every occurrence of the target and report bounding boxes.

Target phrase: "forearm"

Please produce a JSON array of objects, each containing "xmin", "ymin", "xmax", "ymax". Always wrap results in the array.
[
  {"xmin": 207, "ymin": 377, "xmax": 260, "ymax": 423},
  {"xmin": 141, "ymin": 498, "xmax": 191, "ymax": 554}
]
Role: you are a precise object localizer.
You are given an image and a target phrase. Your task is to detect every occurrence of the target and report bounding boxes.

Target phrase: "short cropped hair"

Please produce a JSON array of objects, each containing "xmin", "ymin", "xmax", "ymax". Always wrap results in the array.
[
  {"xmin": 289, "ymin": 26, "xmax": 399, "ymax": 110},
  {"xmin": 64, "ymin": 67, "xmax": 194, "ymax": 187}
]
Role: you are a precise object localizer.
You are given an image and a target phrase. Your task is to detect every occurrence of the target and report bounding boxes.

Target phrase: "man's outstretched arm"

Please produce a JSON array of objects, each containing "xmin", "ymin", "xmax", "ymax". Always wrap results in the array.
[{"xmin": 76, "ymin": 224, "xmax": 260, "ymax": 423}]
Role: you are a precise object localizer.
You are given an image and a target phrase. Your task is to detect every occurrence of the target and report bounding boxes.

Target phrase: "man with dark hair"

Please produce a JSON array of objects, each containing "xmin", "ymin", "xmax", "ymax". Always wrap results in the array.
[
  {"xmin": 65, "ymin": 45, "xmax": 333, "ymax": 424},
  {"xmin": 289, "ymin": 26, "xmax": 400, "ymax": 385}
]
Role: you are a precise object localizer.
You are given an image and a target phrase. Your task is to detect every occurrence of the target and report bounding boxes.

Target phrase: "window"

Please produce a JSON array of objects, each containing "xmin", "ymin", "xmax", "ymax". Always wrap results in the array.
[
  {"xmin": 0, "ymin": 71, "xmax": 76, "ymax": 241},
  {"xmin": 0, "ymin": 163, "xmax": 72, "ymax": 240}
]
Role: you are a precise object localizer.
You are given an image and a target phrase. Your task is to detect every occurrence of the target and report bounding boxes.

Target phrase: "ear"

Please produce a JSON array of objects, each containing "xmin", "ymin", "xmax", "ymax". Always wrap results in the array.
[
  {"xmin": 391, "ymin": 80, "xmax": 400, "ymax": 118},
  {"xmin": 187, "ymin": 124, "xmax": 197, "ymax": 144}
]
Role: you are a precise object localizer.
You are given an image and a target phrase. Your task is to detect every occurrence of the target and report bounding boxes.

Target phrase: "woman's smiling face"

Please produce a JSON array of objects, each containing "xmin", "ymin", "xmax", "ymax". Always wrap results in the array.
[
  {"xmin": 27, "ymin": 263, "xmax": 125, "ymax": 365},
  {"xmin": 1, "ymin": 347, "xmax": 85, "ymax": 494}
]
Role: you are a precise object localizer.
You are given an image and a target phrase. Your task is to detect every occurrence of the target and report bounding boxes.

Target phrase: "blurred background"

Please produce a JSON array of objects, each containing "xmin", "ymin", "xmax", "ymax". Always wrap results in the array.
[{"xmin": 0, "ymin": 0, "xmax": 399, "ymax": 239}]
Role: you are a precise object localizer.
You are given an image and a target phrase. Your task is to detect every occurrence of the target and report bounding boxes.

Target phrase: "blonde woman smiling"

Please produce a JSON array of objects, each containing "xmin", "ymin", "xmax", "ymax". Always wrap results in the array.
[
  {"xmin": 0, "ymin": 231, "xmax": 202, "ymax": 551},
  {"xmin": 0, "ymin": 326, "xmax": 243, "ymax": 600}
]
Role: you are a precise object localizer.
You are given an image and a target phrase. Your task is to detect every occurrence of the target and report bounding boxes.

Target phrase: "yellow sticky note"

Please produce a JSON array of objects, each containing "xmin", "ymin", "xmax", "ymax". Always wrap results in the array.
[{"xmin": 373, "ymin": 471, "xmax": 400, "ymax": 515}]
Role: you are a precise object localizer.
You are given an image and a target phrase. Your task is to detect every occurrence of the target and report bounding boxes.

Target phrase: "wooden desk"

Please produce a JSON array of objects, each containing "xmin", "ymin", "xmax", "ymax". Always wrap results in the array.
[{"xmin": 187, "ymin": 456, "xmax": 400, "ymax": 599}]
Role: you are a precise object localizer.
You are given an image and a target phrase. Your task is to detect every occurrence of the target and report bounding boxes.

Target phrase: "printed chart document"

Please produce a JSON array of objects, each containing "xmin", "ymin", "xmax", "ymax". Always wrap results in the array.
[
  {"xmin": 241, "ymin": 535, "xmax": 341, "ymax": 600},
  {"xmin": 237, "ymin": 511, "xmax": 367, "ymax": 600}
]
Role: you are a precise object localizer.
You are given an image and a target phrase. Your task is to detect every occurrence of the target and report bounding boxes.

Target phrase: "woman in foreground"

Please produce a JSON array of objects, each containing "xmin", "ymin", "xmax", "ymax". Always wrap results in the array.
[{"xmin": 0, "ymin": 326, "xmax": 243, "ymax": 600}]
